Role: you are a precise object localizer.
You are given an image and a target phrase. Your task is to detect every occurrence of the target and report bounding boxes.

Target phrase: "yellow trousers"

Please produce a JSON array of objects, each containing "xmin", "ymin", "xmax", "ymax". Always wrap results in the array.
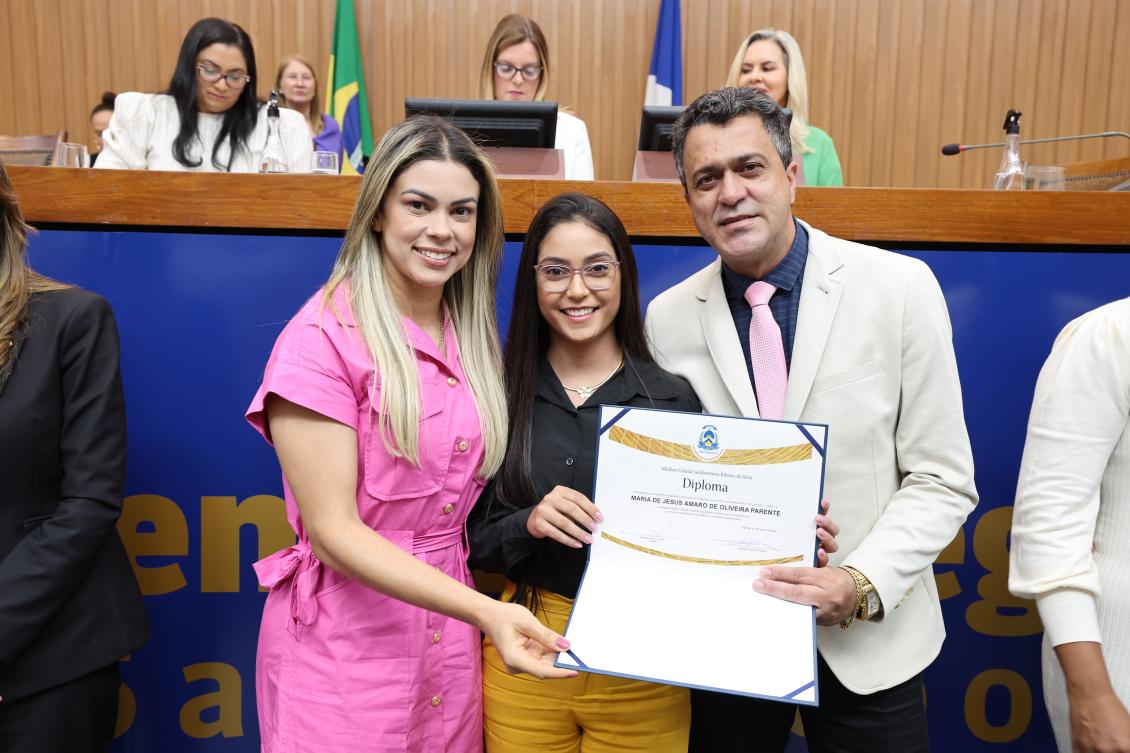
[{"xmin": 482, "ymin": 584, "xmax": 690, "ymax": 753}]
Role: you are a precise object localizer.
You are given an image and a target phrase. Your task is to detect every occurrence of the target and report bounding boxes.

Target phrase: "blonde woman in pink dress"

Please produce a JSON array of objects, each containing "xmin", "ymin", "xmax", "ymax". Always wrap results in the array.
[{"xmin": 246, "ymin": 116, "xmax": 575, "ymax": 753}]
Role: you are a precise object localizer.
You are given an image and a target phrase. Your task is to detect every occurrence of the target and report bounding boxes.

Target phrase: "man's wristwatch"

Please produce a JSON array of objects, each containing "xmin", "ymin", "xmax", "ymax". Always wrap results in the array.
[{"xmin": 838, "ymin": 566, "xmax": 881, "ymax": 629}]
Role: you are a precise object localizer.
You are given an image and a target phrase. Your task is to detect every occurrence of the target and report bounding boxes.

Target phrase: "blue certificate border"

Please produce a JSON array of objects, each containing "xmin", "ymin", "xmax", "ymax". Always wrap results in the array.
[{"xmin": 556, "ymin": 404, "xmax": 829, "ymax": 707}]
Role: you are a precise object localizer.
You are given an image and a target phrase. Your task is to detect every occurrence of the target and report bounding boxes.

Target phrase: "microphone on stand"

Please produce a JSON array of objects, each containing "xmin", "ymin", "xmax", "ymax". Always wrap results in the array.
[{"xmin": 941, "ymin": 131, "xmax": 1130, "ymax": 155}]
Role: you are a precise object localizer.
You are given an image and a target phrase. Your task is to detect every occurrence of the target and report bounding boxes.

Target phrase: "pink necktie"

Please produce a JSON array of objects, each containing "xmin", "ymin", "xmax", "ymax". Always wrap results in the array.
[{"xmin": 744, "ymin": 281, "xmax": 787, "ymax": 419}]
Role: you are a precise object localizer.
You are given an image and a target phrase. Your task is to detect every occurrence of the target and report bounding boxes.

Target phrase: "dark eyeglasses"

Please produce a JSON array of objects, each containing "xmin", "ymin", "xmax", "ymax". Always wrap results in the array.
[
  {"xmin": 197, "ymin": 62, "xmax": 252, "ymax": 89},
  {"xmin": 533, "ymin": 261, "xmax": 621, "ymax": 292},
  {"xmin": 493, "ymin": 62, "xmax": 543, "ymax": 81}
]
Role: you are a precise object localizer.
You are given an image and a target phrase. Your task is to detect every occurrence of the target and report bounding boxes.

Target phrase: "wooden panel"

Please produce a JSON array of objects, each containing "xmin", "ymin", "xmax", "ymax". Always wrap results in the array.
[
  {"xmin": 889, "ymin": 0, "xmax": 924, "ymax": 189},
  {"xmin": 960, "ymin": 0, "xmax": 994, "ymax": 189},
  {"xmin": 1056, "ymin": 0, "xmax": 1090, "ymax": 166},
  {"xmin": 1, "ymin": 0, "xmax": 1127, "ymax": 187},
  {"xmin": 1111, "ymin": 2, "xmax": 1130, "ymax": 162},
  {"xmin": 10, "ymin": 166, "xmax": 1130, "ymax": 247},
  {"xmin": 5, "ymin": 1, "xmax": 43, "ymax": 136},
  {"xmin": 1080, "ymin": 0, "xmax": 1116, "ymax": 164},
  {"xmin": 913, "ymin": 0, "xmax": 948, "ymax": 188}
]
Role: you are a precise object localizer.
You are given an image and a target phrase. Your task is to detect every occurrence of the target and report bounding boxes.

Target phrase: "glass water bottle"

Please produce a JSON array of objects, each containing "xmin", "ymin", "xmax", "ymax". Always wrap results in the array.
[
  {"xmin": 258, "ymin": 90, "xmax": 289, "ymax": 174},
  {"xmin": 993, "ymin": 109, "xmax": 1024, "ymax": 191}
]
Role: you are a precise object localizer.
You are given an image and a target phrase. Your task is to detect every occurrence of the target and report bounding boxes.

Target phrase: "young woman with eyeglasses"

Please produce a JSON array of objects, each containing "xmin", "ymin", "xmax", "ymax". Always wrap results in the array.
[
  {"xmin": 467, "ymin": 193, "xmax": 841, "ymax": 752},
  {"xmin": 96, "ymin": 18, "xmax": 312, "ymax": 172},
  {"xmin": 479, "ymin": 15, "xmax": 594, "ymax": 180}
]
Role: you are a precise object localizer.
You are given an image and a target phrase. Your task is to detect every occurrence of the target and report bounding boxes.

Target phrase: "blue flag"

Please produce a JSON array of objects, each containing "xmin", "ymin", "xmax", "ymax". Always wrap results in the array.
[{"xmin": 645, "ymin": 0, "xmax": 682, "ymax": 106}]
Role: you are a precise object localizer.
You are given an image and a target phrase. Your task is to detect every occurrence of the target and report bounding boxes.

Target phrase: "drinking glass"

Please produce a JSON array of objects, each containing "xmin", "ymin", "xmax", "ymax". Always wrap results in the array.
[
  {"xmin": 52, "ymin": 142, "xmax": 89, "ymax": 168},
  {"xmin": 312, "ymin": 150, "xmax": 339, "ymax": 174},
  {"xmin": 1026, "ymin": 165, "xmax": 1066, "ymax": 191}
]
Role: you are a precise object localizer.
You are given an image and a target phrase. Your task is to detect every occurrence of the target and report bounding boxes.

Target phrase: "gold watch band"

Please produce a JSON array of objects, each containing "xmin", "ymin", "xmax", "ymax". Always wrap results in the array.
[
  {"xmin": 838, "ymin": 566, "xmax": 864, "ymax": 630},
  {"xmin": 840, "ymin": 563, "xmax": 872, "ymax": 628}
]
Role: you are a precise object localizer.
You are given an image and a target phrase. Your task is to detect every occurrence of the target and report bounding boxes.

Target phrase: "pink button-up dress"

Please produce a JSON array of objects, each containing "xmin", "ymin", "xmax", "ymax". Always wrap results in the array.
[{"xmin": 246, "ymin": 287, "xmax": 486, "ymax": 753}]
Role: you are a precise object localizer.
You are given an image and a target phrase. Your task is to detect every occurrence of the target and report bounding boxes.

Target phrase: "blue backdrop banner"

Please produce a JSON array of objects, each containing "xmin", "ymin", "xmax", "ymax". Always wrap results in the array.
[{"xmin": 25, "ymin": 228, "xmax": 1130, "ymax": 752}]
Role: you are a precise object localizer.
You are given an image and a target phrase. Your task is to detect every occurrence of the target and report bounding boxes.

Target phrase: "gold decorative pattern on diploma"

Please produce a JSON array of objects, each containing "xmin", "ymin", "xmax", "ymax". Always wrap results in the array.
[
  {"xmin": 607, "ymin": 425, "xmax": 812, "ymax": 465},
  {"xmin": 600, "ymin": 532, "xmax": 803, "ymax": 566}
]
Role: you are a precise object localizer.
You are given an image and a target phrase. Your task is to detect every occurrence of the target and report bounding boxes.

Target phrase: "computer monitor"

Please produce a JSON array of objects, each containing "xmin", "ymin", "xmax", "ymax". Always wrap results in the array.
[
  {"xmin": 404, "ymin": 98, "xmax": 558, "ymax": 149},
  {"xmin": 637, "ymin": 106, "xmax": 684, "ymax": 152}
]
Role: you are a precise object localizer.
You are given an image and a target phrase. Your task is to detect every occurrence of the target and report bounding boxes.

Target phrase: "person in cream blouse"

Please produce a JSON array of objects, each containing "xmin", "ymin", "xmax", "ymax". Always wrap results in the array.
[
  {"xmin": 96, "ymin": 92, "xmax": 312, "ymax": 173},
  {"xmin": 1010, "ymin": 297, "xmax": 1130, "ymax": 753}
]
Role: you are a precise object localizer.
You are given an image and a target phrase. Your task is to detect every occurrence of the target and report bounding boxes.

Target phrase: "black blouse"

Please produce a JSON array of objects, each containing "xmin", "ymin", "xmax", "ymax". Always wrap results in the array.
[{"xmin": 467, "ymin": 354, "xmax": 702, "ymax": 598}]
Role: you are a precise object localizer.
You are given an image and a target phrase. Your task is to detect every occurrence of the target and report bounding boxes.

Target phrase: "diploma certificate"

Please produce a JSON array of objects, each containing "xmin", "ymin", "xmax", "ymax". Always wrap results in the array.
[{"xmin": 556, "ymin": 406, "xmax": 828, "ymax": 704}]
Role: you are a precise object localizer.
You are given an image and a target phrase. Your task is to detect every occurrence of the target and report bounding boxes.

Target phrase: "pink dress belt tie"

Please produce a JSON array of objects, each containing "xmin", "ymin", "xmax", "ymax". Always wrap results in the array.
[{"xmin": 252, "ymin": 526, "xmax": 467, "ymax": 627}]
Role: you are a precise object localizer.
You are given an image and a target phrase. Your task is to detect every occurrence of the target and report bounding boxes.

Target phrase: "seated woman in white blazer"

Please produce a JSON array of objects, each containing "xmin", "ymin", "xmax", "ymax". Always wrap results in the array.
[
  {"xmin": 479, "ymin": 14, "xmax": 594, "ymax": 181},
  {"xmin": 97, "ymin": 18, "xmax": 312, "ymax": 173}
]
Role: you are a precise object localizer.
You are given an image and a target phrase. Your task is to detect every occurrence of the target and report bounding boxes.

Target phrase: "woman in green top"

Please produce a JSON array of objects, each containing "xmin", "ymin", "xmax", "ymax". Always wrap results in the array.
[{"xmin": 725, "ymin": 28, "xmax": 844, "ymax": 187}]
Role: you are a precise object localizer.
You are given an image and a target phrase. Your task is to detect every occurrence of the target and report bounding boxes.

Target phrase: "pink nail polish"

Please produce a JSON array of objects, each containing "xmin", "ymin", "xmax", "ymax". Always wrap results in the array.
[{"xmin": 556, "ymin": 638, "xmax": 571, "ymax": 650}]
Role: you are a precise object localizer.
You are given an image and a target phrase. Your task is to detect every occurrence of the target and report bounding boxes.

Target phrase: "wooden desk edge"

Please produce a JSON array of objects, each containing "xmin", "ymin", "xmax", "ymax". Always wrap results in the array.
[{"xmin": 9, "ymin": 165, "xmax": 1130, "ymax": 246}]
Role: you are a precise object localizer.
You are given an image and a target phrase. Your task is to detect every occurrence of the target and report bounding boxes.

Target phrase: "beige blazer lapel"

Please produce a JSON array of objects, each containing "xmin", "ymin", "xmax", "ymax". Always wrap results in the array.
[
  {"xmin": 784, "ymin": 222, "xmax": 844, "ymax": 420},
  {"xmin": 697, "ymin": 259, "xmax": 760, "ymax": 417}
]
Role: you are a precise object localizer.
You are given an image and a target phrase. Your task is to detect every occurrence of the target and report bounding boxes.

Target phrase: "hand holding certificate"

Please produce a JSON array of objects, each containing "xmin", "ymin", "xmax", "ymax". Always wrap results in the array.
[{"xmin": 557, "ymin": 406, "xmax": 828, "ymax": 704}]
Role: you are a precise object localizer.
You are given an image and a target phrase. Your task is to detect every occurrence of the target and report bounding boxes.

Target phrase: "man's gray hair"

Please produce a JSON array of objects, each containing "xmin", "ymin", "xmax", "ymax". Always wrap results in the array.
[{"xmin": 672, "ymin": 87, "xmax": 793, "ymax": 188}]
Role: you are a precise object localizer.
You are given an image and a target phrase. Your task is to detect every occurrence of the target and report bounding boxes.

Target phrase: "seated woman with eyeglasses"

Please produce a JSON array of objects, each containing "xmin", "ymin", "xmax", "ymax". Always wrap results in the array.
[
  {"xmin": 467, "ymin": 193, "xmax": 840, "ymax": 752},
  {"xmin": 96, "ymin": 18, "xmax": 312, "ymax": 173},
  {"xmin": 479, "ymin": 15, "xmax": 594, "ymax": 180}
]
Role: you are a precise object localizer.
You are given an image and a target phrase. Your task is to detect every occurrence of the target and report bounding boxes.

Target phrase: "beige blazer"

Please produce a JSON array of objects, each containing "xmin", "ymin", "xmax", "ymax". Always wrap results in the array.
[{"xmin": 644, "ymin": 220, "xmax": 978, "ymax": 694}]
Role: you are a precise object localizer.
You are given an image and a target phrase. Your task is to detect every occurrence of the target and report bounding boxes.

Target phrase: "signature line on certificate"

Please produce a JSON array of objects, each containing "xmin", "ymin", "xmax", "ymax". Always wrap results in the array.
[
  {"xmin": 607, "ymin": 426, "xmax": 812, "ymax": 465},
  {"xmin": 600, "ymin": 532, "xmax": 803, "ymax": 566}
]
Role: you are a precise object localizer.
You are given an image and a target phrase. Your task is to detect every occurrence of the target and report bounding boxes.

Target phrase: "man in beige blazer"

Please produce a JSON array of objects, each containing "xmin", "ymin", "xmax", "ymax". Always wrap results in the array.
[{"xmin": 645, "ymin": 87, "xmax": 977, "ymax": 752}]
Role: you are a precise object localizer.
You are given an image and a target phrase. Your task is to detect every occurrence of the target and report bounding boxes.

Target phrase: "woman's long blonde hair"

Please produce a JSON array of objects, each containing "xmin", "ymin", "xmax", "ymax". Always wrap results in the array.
[
  {"xmin": 479, "ymin": 14, "xmax": 551, "ymax": 101},
  {"xmin": 275, "ymin": 54, "xmax": 325, "ymax": 136},
  {"xmin": 0, "ymin": 159, "xmax": 68, "ymax": 393},
  {"xmin": 725, "ymin": 28, "xmax": 813, "ymax": 156},
  {"xmin": 322, "ymin": 117, "xmax": 508, "ymax": 477}
]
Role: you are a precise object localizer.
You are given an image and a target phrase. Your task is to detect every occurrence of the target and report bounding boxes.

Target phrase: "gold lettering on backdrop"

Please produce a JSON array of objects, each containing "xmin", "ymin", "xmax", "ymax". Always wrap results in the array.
[
  {"xmin": 117, "ymin": 494, "xmax": 188, "ymax": 595},
  {"xmin": 966, "ymin": 507, "xmax": 1042, "ymax": 636},
  {"xmin": 201, "ymin": 495, "xmax": 295, "ymax": 592},
  {"xmin": 934, "ymin": 528, "xmax": 966, "ymax": 600},
  {"xmin": 791, "ymin": 709, "xmax": 805, "ymax": 737},
  {"xmin": 964, "ymin": 669, "xmax": 1032, "ymax": 743},
  {"xmin": 179, "ymin": 662, "xmax": 243, "ymax": 738}
]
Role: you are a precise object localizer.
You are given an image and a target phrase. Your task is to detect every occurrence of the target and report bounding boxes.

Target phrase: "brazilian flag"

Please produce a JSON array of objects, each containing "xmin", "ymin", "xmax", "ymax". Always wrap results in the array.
[{"xmin": 326, "ymin": 0, "xmax": 374, "ymax": 174}]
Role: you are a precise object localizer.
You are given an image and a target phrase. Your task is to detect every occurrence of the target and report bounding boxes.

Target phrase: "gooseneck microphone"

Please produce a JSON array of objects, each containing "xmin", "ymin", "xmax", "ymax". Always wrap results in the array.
[{"xmin": 941, "ymin": 131, "xmax": 1130, "ymax": 156}]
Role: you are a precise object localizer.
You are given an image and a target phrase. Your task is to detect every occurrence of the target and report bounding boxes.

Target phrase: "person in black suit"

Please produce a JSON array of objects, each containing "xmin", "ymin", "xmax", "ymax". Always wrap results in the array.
[{"xmin": 0, "ymin": 158, "xmax": 148, "ymax": 752}]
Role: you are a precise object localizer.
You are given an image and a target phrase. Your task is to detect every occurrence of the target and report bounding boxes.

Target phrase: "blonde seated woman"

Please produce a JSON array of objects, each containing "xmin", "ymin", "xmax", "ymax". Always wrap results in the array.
[
  {"xmin": 726, "ymin": 28, "xmax": 843, "ymax": 186},
  {"xmin": 275, "ymin": 54, "xmax": 343, "ymax": 164},
  {"xmin": 480, "ymin": 14, "xmax": 594, "ymax": 180}
]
